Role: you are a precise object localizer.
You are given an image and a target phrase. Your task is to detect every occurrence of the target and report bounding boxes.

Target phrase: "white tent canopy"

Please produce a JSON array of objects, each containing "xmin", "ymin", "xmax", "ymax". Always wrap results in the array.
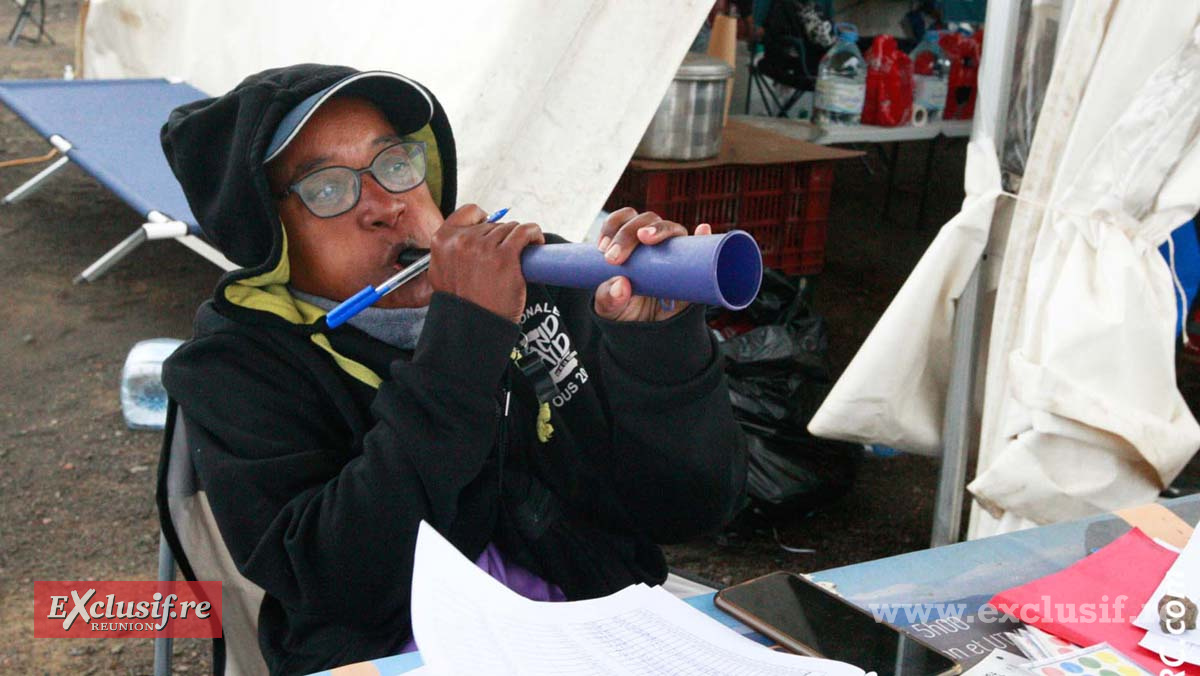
[
  {"xmin": 811, "ymin": 0, "xmax": 1200, "ymax": 536},
  {"xmin": 970, "ymin": 1, "xmax": 1200, "ymax": 536},
  {"xmin": 81, "ymin": 0, "xmax": 713, "ymax": 243}
]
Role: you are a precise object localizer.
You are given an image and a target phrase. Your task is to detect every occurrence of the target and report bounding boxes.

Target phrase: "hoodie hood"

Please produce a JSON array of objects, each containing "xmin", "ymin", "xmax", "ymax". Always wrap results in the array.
[{"xmin": 161, "ymin": 63, "xmax": 457, "ymax": 330}]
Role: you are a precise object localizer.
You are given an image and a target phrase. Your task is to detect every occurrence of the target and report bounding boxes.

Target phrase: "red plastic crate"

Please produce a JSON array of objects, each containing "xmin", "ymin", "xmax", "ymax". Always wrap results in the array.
[{"xmin": 605, "ymin": 161, "xmax": 833, "ymax": 276}]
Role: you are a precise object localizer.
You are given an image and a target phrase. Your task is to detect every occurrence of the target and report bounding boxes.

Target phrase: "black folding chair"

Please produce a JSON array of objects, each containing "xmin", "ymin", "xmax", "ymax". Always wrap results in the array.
[
  {"xmin": 743, "ymin": 0, "xmax": 826, "ymax": 118},
  {"xmin": 7, "ymin": 0, "xmax": 55, "ymax": 46}
]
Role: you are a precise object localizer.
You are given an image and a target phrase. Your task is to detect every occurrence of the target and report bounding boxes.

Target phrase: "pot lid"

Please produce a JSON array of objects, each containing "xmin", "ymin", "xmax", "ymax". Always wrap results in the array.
[{"xmin": 675, "ymin": 52, "xmax": 734, "ymax": 81}]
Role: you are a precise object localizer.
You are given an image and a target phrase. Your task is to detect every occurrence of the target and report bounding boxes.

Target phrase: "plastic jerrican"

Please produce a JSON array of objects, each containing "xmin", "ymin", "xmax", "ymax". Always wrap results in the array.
[
  {"xmin": 910, "ymin": 30, "xmax": 951, "ymax": 122},
  {"xmin": 120, "ymin": 338, "xmax": 184, "ymax": 430},
  {"xmin": 813, "ymin": 24, "xmax": 867, "ymax": 126}
]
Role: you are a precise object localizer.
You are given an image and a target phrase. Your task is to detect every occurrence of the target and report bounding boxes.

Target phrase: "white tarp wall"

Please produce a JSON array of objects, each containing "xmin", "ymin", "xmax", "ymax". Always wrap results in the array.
[
  {"xmin": 969, "ymin": 1, "xmax": 1200, "ymax": 536},
  {"xmin": 80, "ymin": 0, "xmax": 712, "ymax": 243},
  {"xmin": 810, "ymin": 0, "xmax": 1200, "ymax": 535}
]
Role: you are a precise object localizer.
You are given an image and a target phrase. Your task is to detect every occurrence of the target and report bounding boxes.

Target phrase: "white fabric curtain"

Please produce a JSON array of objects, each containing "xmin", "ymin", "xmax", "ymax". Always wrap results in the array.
[
  {"xmin": 810, "ymin": 0, "xmax": 1200, "ymax": 534},
  {"xmin": 969, "ymin": 1, "xmax": 1200, "ymax": 536},
  {"xmin": 806, "ymin": 139, "xmax": 1001, "ymax": 457},
  {"xmin": 80, "ymin": 0, "xmax": 713, "ymax": 244},
  {"xmin": 806, "ymin": 0, "xmax": 1038, "ymax": 458}
]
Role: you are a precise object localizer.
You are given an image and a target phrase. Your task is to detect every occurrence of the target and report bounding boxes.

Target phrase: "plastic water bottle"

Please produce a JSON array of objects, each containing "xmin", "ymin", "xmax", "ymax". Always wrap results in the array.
[
  {"xmin": 120, "ymin": 338, "xmax": 184, "ymax": 430},
  {"xmin": 812, "ymin": 24, "xmax": 867, "ymax": 126},
  {"xmin": 910, "ymin": 30, "xmax": 951, "ymax": 122}
]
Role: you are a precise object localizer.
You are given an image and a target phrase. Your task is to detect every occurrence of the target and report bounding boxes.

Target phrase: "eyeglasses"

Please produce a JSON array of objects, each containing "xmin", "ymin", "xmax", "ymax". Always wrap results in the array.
[{"xmin": 277, "ymin": 141, "xmax": 428, "ymax": 218}]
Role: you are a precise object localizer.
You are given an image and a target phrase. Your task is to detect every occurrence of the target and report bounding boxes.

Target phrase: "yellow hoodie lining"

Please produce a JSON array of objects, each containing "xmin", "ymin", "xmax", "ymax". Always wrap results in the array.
[
  {"xmin": 223, "ymin": 226, "xmax": 384, "ymax": 389},
  {"xmin": 407, "ymin": 125, "xmax": 442, "ymax": 207}
]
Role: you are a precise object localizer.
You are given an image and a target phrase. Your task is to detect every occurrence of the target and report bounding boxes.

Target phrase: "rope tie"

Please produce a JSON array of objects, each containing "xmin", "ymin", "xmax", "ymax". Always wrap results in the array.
[
  {"xmin": 0, "ymin": 147, "xmax": 59, "ymax": 168},
  {"xmin": 987, "ymin": 189, "xmax": 1190, "ymax": 346}
]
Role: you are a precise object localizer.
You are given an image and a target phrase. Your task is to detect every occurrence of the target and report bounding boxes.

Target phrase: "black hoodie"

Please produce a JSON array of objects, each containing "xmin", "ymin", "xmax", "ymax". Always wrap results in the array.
[{"xmin": 157, "ymin": 64, "xmax": 746, "ymax": 675}]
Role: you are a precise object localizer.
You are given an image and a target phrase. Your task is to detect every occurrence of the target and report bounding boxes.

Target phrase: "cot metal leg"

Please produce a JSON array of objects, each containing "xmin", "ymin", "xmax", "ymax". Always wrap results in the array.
[
  {"xmin": 74, "ymin": 227, "xmax": 149, "ymax": 283},
  {"xmin": 75, "ymin": 214, "xmax": 190, "ymax": 283},
  {"xmin": 3, "ymin": 135, "xmax": 73, "ymax": 204},
  {"xmin": 154, "ymin": 532, "xmax": 175, "ymax": 676},
  {"xmin": 176, "ymin": 235, "xmax": 238, "ymax": 272},
  {"xmin": 2, "ymin": 154, "xmax": 69, "ymax": 204}
]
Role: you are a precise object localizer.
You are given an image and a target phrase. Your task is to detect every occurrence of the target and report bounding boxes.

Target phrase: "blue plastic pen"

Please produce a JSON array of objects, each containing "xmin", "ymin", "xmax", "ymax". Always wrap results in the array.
[{"xmin": 325, "ymin": 208, "xmax": 509, "ymax": 328}]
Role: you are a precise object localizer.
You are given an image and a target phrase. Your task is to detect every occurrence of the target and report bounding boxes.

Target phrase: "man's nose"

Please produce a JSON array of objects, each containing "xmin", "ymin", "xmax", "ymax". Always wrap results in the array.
[{"xmin": 356, "ymin": 174, "xmax": 406, "ymax": 228}]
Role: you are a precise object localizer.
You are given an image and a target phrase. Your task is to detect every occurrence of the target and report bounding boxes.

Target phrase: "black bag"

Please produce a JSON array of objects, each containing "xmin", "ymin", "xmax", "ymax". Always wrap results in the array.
[{"xmin": 712, "ymin": 271, "xmax": 859, "ymax": 518}]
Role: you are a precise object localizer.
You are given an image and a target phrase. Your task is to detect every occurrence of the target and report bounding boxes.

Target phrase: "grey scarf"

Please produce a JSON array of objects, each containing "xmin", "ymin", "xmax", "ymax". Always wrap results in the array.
[{"xmin": 291, "ymin": 288, "xmax": 427, "ymax": 350}]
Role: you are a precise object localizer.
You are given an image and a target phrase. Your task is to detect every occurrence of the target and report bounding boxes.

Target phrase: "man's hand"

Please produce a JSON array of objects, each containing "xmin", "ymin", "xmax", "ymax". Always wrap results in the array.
[
  {"xmin": 594, "ymin": 207, "xmax": 713, "ymax": 322},
  {"xmin": 429, "ymin": 204, "xmax": 544, "ymax": 324}
]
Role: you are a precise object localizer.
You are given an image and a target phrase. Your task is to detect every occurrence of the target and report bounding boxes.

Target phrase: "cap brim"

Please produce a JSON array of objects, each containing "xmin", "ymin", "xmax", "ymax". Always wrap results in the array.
[{"xmin": 263, "ymin": 71, "xmax": 434, "ymax": 164}]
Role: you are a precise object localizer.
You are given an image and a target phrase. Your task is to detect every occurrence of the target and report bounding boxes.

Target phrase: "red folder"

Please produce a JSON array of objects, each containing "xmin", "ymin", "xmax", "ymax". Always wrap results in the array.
[{"xmin": 989, "ymin": 528, "xmax": 1178, "ymax": 674}]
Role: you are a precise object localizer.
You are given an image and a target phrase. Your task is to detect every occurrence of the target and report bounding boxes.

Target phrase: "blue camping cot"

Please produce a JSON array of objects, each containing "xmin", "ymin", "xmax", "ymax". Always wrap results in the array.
[{"xmin": 0, "ymin": 78, "xmax": 236, "ymax": 281}]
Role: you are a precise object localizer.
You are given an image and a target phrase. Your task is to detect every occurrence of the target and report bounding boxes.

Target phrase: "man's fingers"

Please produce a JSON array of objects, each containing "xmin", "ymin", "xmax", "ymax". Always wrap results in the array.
[
  {"xmin": 695, "ymin": 223, "xmax": 713, "ymax": 236},
  {"xmin": 593, "ymin": 276, "xmax": 633, "ymax": 318},
  {"xmin": 482, "ymin": 220, "xmax": 518, "ymax": 243},
  {"xmin": 598, "ymin": 207, "xmax": 638, "ymax": 251},
  {"xmin": 500, "ymin": 222, "xmax": 545, "ymax": 250},
  {"xmin": 444, "ymin": 203, "xmax": 488, "ymax": 229},
  {"xmin": 597, "ymin": 208, "xmax": 695, "ymax": 269},
  {"xmin": 604, "ymin": 212, "xmax": 662, "ymax": 265},
  {"xmin": 636, "ymin": 220, "xmax": 688, "ymax": 244}
]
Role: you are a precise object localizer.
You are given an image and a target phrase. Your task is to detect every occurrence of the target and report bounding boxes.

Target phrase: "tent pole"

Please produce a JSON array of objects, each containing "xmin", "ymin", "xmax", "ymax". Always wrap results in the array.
[
  {"xmin": 930, "ymin": 0, "xmax": 1025, "ymax": 548},
  {"xmin": 931, "ymin": 265, "xmax": 982, "ymax": 547}
]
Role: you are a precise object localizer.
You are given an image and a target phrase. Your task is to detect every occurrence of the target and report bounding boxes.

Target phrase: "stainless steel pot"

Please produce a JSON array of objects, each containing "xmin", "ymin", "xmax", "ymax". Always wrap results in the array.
[{"xmin": 635, "ymin": 53, "xmax": 735, "ymax": 161}]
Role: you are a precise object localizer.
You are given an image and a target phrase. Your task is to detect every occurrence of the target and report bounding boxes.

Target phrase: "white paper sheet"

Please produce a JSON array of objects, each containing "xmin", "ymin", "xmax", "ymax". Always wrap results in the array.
[
  {"xmin": 410, "ymin": 521, "xmax": 865, "ymax": 676},
  {"xmin": 1134, "ymin": 522, "xmax": 1200, "ymax": 666},
  {"xmin": 961, "ymin": 649, "xmax": 1035, "ymax": 676}
]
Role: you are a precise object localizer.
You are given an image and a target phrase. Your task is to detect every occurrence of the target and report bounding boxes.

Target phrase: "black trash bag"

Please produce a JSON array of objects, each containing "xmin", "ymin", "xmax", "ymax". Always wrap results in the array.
[
  {"xmin": 711, "ymin": 271, "xmax": 859, "ymax": 520},
  {"xmin": 721, "ymin": 323, "xmax": 829, "ymax": 382},
  {"xmin": 726, "ymin": 370, "xmax": 833, "ymax": 431},
  {"xmin": 742, "ymin": 428, "xmax": 859, "ymax": 519}
]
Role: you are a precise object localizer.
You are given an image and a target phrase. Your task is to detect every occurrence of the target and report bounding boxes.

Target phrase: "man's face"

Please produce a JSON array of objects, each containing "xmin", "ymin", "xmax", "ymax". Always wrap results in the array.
[{"xmin": 268, "ymin": 96, "xmax": 444, "ymax": 309}]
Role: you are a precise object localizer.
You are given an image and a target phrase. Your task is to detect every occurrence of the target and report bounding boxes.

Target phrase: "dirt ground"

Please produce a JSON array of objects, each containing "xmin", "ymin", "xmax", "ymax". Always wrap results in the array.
[{"xmin": 2, "ymin": 3, "xmax": 1197, "ymax": 675}]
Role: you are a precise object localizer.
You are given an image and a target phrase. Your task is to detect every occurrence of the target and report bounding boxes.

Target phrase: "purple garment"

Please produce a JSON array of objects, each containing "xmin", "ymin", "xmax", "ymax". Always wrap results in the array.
[{"xmin": 400, "ymin": 542, "xmax": 566, "ymax": 653}]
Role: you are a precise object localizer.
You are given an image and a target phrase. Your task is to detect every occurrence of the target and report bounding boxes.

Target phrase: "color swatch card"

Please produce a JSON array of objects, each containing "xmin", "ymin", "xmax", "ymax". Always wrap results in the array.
[{"xmin": 1023, "ymin": 643, "xmax": 1151, "ymax": 676}]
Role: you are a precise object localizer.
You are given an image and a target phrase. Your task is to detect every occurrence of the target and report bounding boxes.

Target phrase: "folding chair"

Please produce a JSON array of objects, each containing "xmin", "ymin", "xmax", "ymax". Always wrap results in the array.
[
  {"xmin": 154, "ymin": 401, "xmax": 719, "ymax": 676},
  {"xmin": 156, "ymin": 402, "xmax": 269, "ymax": 676},
  {"xmin": 0, "ymin": 78, "xmax": 237, "ymax": 282},
  {"xmin": 6, "ymin": 0, "xmax": 54, "ymax": 46},
  {"xmin": 744, "ymin": 0, "xmax": 827, "ymax": 118}
]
